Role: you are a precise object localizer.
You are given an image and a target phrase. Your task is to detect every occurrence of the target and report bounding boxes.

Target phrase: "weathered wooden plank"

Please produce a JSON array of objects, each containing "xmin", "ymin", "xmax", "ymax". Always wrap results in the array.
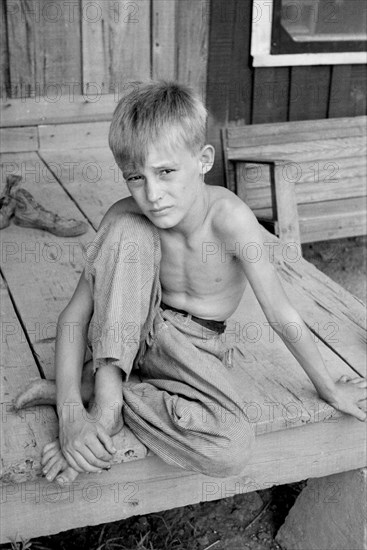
[
  {"xmin": 289, "ymin": 66, "xmax": 331, "ymax": 121},
  {"xmin": 273, "ymin": 163, "xmax": 301, "ymax": 244},
  {"xmin": 1, "ymin": 416, "xmax": 365, "ymax": 544},
  {"xmin": 227, "ymin": 137, "xmax": 367, "ymax": 164},
  {"xmin": 6, "ymin": 0, "xmax": 82, "ymax": 99},
  {"xmin": 152, "ymin": 0, "xmax": 177, "ymax": 81},
  {"xmin": 298, "ymin": 211, "xmax": 367, "ymax": 244},
  {"xmin": 329, "ymin": 65, "xmax": 367, "ymax": 118},
  {"xmin": 228, "ymin": 0, "xmax": 253, "ymax": 125},
  {"xmin": 176, "ymin": 0, "xmax": 209, "ymax": 100},
  {"xmin": 39, "ymin": 147, "xmax": 130, "ymax": 228},
  {"xmin": 0, "ymin": 95, "xmax": 117, "ymax": 127},
  {"xmin": 0, "ymin": 1, "xmax": 9, "ymax": 99},
  {"xmin": 227, "ymin": 116, "xmax": 367, "ymax": 148},
  {"xmin": 0, "ymin": 274, "xmax": 58, "ymax": 483},
  {"xmin": 206, "ymin": 0, "xmax": 238, "ymax": 186},
  {"xmin": 238, "ymin": 175, "xmax": 367, "ymax": 210},
  {"xmin": 82, "ymin": 0, "xmax": 151, "ymax": 96},
  {"xmin": 265, "ymin": 229, "xmax": 366, "ymax": 372},
  {"xmin": 39, "ymin": 122, "xmax": 110, "ymax": 151},
  {"xmin": 0, "ymin": 126, "xmax": 39, "ymax": 153},
  {"xmin": 35, "ymin": 0, "xmax": 82, "ymax": 97},
  {"xmin": 6, "ymin": 0, "xmax": 35, "ymax": 99},
  {"xmin": 252, "ymin": 68, "xmax": 290, "ymax": 124},
  {"xmin": 239, "ymin": 156, "xmax": 366, "ymax": 187},
  {"xmin": 0, "ymin": 152, "xmax": 94, "ymax": 378}
]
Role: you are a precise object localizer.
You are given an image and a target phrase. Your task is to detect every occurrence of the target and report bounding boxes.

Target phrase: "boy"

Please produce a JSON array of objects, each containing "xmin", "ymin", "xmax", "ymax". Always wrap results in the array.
[{"xmin": 17, "ymin": 82, "xmax": 366, "ymax": 486}]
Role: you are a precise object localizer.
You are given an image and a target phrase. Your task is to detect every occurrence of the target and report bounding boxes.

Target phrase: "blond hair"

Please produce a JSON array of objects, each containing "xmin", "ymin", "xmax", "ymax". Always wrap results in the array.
[{"xmin": 109, "ymin": 81, "xmax": 207, "ymax": 171}]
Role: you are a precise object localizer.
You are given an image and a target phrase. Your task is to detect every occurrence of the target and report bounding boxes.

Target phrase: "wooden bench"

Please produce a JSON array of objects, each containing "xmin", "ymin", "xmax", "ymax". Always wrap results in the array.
[
  {"xmin": 0, "ymin": 122, "xmax": 366, "ymax": 547},
  {"xmin": 222, "ymin": 116, "xmax": 367, "ymax": 245}
]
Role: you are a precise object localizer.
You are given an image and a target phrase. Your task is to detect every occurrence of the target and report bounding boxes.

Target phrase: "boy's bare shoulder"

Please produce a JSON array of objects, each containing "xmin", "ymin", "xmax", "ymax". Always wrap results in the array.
[{"xmin": 208, "ymin": 186, "xmax": 261, "ymax": 241}]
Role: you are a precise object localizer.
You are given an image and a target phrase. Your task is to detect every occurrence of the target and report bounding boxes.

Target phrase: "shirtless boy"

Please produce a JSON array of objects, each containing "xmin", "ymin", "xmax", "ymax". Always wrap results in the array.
[{"xmin": 17, "ymin": 81, "xmax": 366, "ymax": 486}]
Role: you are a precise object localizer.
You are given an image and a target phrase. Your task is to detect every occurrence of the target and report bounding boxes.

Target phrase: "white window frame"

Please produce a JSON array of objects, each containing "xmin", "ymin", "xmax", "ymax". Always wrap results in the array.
[{"xmin": 251, "ymin": 0, "xmax": 367, "ymax": 67}]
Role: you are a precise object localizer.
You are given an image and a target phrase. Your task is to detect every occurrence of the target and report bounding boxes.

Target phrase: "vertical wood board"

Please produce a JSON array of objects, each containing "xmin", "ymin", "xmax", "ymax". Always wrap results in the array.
[
  {"xmin": 82, "ymin": 0, "xmax": 151, "ymax": 96},
  {"xmin": 152, "ymin": 0, "xmax": 177, "ymax": 81},
  {"xmin": 0, "ymin": 1, "xmax": 9, "ymax": 98},
  {"xmin": 289, "ymin": 66, "xmax": 331, "ymax": 121},
  {"xmin": 176, "ymin": 0, "xmax": 209, "ymax": 101},
  {"xmin": 252, "ymin": 68, "xmax": 290, "ymax": 124}
]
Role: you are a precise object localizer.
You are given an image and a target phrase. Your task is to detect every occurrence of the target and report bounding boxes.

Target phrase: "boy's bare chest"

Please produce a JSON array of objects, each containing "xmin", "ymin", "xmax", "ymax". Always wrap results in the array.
[{"xmin": 158, "ymin": 231, "xmax": 242, "ymax": 296}]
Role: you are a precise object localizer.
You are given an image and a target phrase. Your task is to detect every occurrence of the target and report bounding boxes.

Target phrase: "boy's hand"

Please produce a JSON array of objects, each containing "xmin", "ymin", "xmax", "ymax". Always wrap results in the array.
[
  {"xmin": 325, "ymin": 375, "xmax": 367, "ymax": 422},
  {"xmin": 59, "ymin": 406, "xmax": 116, "ymax": 473}
]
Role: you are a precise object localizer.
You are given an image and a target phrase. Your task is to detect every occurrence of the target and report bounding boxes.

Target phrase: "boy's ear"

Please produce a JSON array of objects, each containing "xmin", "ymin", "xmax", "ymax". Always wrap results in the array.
[{"xmin": 200, "ymin": 145, "xmax": 215, "ymax": 175}]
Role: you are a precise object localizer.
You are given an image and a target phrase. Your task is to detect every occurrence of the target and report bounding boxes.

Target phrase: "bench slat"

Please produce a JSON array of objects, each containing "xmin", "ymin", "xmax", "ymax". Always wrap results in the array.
[
  {"xmin": 236, "ymin": 156, "xmax": 366, "ymax": 188},
  {"xmin": 227, "ymin": 136, "xmax": 366, "ymax": 163},
  {"xmin": 226, "ymin": 116, "xmax": 367, "ymax": 147},
  {"xmin": 240, "ymin": 177, "xmax": 367, "ymax": 210}
]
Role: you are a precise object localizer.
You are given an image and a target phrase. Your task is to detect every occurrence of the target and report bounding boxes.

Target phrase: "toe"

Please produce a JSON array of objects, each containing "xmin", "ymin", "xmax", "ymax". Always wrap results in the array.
[{"xmin": 56, "ymin": 467, "xmax": 79, "ymax": 486}]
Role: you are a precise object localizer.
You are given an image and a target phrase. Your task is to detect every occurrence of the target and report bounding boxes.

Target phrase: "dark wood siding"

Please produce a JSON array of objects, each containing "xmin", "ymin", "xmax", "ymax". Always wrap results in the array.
[{"xmin": 206, "ymin": 0, "xmax": 367, "ymax": 186}]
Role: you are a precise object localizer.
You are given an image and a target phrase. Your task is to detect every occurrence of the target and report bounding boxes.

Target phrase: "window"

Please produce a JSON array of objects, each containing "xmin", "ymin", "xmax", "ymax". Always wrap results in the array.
[{"xmin": 252, "ymin": 0, "xmax": 367, "ymax": 66}]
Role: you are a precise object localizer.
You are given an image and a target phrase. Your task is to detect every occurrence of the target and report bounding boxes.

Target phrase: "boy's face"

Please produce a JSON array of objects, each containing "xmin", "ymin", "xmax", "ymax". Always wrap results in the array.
[{"xmin": 123, "ymin": 139, "xmax": 213, "ymax": 230}]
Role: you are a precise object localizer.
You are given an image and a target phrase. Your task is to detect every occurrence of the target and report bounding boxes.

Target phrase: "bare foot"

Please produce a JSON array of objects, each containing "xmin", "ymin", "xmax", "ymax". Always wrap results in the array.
[
  {"xmin": 13, "ymin": 380, "xmax": 57, "ymax": 410},
  {"xmin": 42, "ymin": 406, "xmax": 124, "ymax": 486},
  {"xmin": 13, "ymin": 363, "xmax": 95, "ymax": 411}
]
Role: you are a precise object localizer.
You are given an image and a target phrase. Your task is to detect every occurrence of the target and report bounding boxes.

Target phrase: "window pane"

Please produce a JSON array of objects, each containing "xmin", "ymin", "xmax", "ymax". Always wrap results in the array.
[{"xmin": 281, "ymin": 0, "xmax": 367, "ymax": 42}]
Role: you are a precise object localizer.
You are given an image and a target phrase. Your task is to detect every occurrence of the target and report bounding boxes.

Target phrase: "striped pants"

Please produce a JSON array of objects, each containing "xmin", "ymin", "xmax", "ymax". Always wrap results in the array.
[{"xmin": 84, "ymin": 213, "xmax": 254, "ymax": 477}]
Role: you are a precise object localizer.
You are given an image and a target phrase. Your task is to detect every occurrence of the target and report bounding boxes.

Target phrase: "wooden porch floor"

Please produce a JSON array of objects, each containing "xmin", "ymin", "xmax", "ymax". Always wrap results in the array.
[{"xmin": 0, "ymin": 141, "xmax": 366, "ymax": 542}]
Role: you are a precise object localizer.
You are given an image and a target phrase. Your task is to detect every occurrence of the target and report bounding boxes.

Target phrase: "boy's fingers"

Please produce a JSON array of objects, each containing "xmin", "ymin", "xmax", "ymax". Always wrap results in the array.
[
  {"xmin": 62, "ymin": 452, "xmax": 87, "ymax": 473},
  {"xmin": 85, "ymin": 440, "xmax": 114, "ymax": 463},
  {"xmin": 352, "ymin": 406, "xmax": 367, "ymax": 422},
  {"xmin": 98, "ymin": 428, "xmax": 117, "ymax": 454},
  {"xmin": 68, "ymin": 446, "xmax": 109, "ymax": 471}
]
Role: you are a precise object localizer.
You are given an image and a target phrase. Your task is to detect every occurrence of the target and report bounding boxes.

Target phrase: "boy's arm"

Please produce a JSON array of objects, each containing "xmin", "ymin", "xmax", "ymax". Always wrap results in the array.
[
  {"xmin": 221, "ymin": 200, "xmax": 366, "ymax": 421},
  {"xmin": 56, "ymin": 272, "xmax": 116, "ymax": 472}
]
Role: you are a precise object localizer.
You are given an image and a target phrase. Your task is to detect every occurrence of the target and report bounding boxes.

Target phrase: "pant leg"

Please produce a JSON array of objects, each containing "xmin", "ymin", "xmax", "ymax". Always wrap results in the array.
[
  {"xmin": 122, "ymin": 309, "xmax": 255, "ymax": 477},
  {"xmin": 84, "ymin": 212, "xmax": 161, "ymax": 380}
]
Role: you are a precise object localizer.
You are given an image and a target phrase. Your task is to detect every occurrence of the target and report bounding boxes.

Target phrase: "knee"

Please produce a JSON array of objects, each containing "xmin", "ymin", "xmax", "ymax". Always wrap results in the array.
[{"xmin": 204, "ymin": 422, "xmax": 255, "ymax": 478}]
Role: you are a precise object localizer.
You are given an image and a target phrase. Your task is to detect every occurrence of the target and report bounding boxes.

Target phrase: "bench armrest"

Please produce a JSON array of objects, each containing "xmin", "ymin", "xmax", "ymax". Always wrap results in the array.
[
  {"xmin": 230, "ymin": 158, "xmax": 301, "ymax": 246},
  {"xmin": 229, "ymin": 157, "xmax": 286, "ymax": 166}
]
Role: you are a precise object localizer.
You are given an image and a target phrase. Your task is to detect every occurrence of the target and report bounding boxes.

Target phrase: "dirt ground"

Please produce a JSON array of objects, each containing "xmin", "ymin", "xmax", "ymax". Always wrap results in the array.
[{"xmin": 3, "ymin": 236, "xmax": 366, "ymax": 550}]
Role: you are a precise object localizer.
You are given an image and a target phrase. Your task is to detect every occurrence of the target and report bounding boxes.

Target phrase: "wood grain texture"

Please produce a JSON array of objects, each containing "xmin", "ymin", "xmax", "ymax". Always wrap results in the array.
[
  {"xmin": 0, "ymin": 94, "xmax": 118, "ymax": 127},
  {"xmin": 176, "ymin": 0, "xmax": 209, "ymax": 100},
  {"xmin": 289, "ymin": 66, "xmax": 331, "ymax": 121},
  {"xmin": 0, "ymin": 1, "xmax": 9, "ymax": 98},
  {"xmin": 206, "ymin": 0, "xmax": 238, "ymax": 186},
  {"xmin": 152, "ymin": 0, "xmax": 177, "ymax": 81},
  {"xmin": 0, "ymin": 152, "xmax": 94, "ymax": 378},
  {"xmin": 0, "ymin": 275, "xmax": 58, "ymax": 483},
  {"xmin": 228, "ymin": 0, "xmax": 253, "ymax": 125},
  {"xmin": 227, "ymin": 116, "xmax": 367, "ymax": 147},
  {"xmin": 82, "ymin": 0, "xmax": 151, "ymax": 96},
  {"xmin": 39, "ymin": 122, "xmax": 111, "ymax": 151},
  {"xmin": 39, "ymin": 147, "xmax": 130, "ymax": 228},
  {"xmin": 6, "ymin": 0, "xmax": 35, "ymax": 99},
  {"xmin": 6, "ymin": 0, "xmax": 81, "ymax": 99},
  {"xmin": 1, "ymin": 416, "xmax": 365, "ymax": 543},
  {"xmin": 329, "ymin": 65, "xmax": 367, "ymax": 118},
  {"xmin": 252, "ymin": 68, "xmax": 290, "ymax": 124},
  {"xmin": 0, "ymin": 126, "xmax": 39, "ymax": 153}
]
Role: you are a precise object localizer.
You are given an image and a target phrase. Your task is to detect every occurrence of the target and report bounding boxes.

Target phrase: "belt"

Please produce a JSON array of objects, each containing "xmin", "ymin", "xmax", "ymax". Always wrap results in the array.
[{"xmin": 160, "ymin": 302, "xmax": 226, "ymax": 334}]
